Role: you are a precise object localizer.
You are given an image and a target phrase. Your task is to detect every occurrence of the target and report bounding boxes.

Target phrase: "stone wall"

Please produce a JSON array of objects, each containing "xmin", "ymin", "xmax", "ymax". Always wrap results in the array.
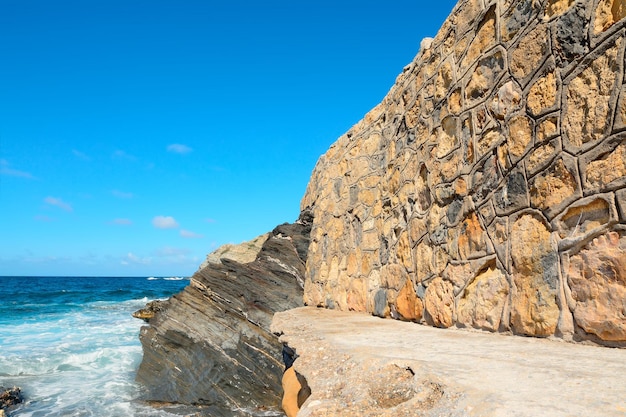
[{"xmin": 301, "ymin": 0, "xmax": 626, "ymax": 346}]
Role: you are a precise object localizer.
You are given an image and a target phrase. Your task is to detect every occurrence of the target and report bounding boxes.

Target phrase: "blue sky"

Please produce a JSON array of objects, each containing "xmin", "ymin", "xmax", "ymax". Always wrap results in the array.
[{"xmin": 0, "ymin": 0, "xmax": 457, "ymax": 277}]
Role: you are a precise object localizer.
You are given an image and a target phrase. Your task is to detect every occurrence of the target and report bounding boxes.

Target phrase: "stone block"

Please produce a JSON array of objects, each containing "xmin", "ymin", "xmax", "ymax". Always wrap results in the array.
[
  {"xmin": 494, "ymin": 169, "xmax": 530, "ymax": 216},
  {"xmin": 594, "ymin": 0, "xmax": 626, "ymax": 34},
  {"xmin": 526, "ymin": 137, "xmax": 561, "ymax": 176},
  {"xmin": 566, "ymin": 230, "xmax": 626, "ymax": 341},
  {"xmin": 510, "ymin": 212, "xmax": 560, "ymax": 336},
  {"xmin": 580, "ymin": 135, "xmax": 626, "ymax": 192},
  {"xmin": 551, "ymin": 2, "xmax": 589, "ymax": 66},
  {"xmin": 529, "ymin": 155, "xmax": 581, "ymax": 219},
  {"xmin": 460, "ymin": 6, "xmax": 497, "ymax": 72},
  {"xmin": 543, "ymin": 0, "xmax": 576, "ymax": 19},
  {"xmin": 457, "ymin": 265, "xmax": 509, "ymax": 332},
  {"xmin": 501, "ymin": 0, "xmax": 539, "ymax": 43},
  {"xmin": 527, "ymin": 69, "xmax": 559, "ymax": 117},
  {"xmin": 457, "ymin": 211, "xmax": 488, "ymax": 260},
  {"xmin": 424, "ymin": 277, "xmax": 455, "ymax": 328},
  {"xmin": 563, "ymin": 38, "xmax": 621, "ymax": 151},
  {"xmin": 490, "ymin": 81, "xmax": 522, "ymax": 119},
  {"xmin": 465, "ymin": 49, "xmax": 506, "ymax": 104},
  {"xmin": 509, "ymin": 24, "xmax": 549, "ymax": 81},
  {"xmin": 552, "ymin": 194, "xmax": 617, "ymax": 242},
  {"xmin": 395, "ymin": 279, "xmax": 424, "ymax": 321},
  {"xmin": 536, "ymin": 115, "xmax": 559, "ymax": 142},
  {"xmin": 507, "ymin": 114, "xmax": 533, "ymax": 162}
]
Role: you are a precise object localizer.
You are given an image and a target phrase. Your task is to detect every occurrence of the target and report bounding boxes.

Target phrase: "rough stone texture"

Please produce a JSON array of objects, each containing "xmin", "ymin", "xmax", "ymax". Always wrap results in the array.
[
  {"xmin": 0, "ymin": 386, "xmax": 23, "ymax": 414},
  {"xmin": 566, "ymin": 230, "xmax": 626, "ymax": 342},
  {"xmin": 300, "ymin": 0, "xmax": 626, "ymax": 346},
  {"xmin": 457, "ymin": 265, "xmax": 509, "ymax": 332},
  {"xmin": 510, "ymin": 213, "xmax": 560, "ymax": 336},
  {"xmin": 272, "ymin": 307, "xmax": 626, "ymax": 417},
  {"xmin": 135, "ymin": 212, "xmax": 312, "ymax": 415}
]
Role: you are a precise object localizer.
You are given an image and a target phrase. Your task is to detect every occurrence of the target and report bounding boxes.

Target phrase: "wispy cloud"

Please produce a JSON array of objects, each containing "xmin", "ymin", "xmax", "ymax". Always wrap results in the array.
[
  {"xmin": 110, "ymin": 218, "xmax": 132, "ymax": 226},
  {"xmin": 0, "ymin": 159, "xmax": 35, "ymax": 179},
  {"xmin": 44, "ymin": 196, "xmax": 73, "ymax": 212},
  {"xmin": 121, "ymin": 252, "xmax": 151, "ymax": 266},
  {"xmin": 180, "ymin": 229, "xmax": 204, "ymax": 239},
  {"xmin": 167, "ymin": 143, "xmax": 192, "ymax": 154},
  {"xmin": 72, "ymin": 149, "xmax": 91, "ymax": 161},
  {"xmin": 205, "ymin": 218, "xmax": 217, "ymax": 224},
  {"xmin": 155, "ymin": 246, "xmax": 191, "ymax": 257},
  {"xmin": 152, "ymin": 215, "xmax": 179, "ymax": 229},
  {"xmin": 112, "ymin": 189, "xmax": 134, "ymax": 199},
  {"xmin": 112, "ymin": 150, "xmax": 136, "ymax": 161},
  {"xmin": 34, "ymin": 215, "xmax": 54, "ymax": 222}
]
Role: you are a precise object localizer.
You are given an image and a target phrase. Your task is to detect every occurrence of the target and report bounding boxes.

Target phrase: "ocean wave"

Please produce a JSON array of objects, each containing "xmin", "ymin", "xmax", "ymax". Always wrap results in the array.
[{"xmin": 163, "ymin": 277, "xmax": 187, "ymax": 281}]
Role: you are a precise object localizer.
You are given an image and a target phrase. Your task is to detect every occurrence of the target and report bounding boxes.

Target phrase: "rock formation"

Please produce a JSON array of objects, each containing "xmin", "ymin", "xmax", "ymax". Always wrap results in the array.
[
  {"xmin": 135, "ymin": 212, "xmax": 312, "ymax": 415},
  {"xmin": 0, "ymin": 386, "xmax": 23, "ymax": 417},
  {"xmin": 137, "ymin": 0, "xmax": 626, "ymax": 415},
  {"xmin": 300, "ymin": 0, "xmax": 626, "ymax": 346}
]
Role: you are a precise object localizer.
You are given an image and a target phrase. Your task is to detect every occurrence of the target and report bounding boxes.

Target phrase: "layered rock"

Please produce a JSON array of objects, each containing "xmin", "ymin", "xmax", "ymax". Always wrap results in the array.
[
  {"xmin": 301, "ymin": 0, "xmax": 626, "ymax": 346},
  {"xmin": 135, "ymin": 212, "xmax": 312, "ymax": 415}
]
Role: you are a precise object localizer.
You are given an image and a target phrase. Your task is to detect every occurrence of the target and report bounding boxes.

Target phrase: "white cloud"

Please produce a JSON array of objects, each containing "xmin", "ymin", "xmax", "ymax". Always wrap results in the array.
[
  {"xmin": 110, "ymin": 218, "xmax": 132, "ymax": 226},
  {"xmin": 167, "ymin": 143, "xmax": 192, "ymax": 154},
  {"xmin": 152, "ymin": 215, "xmax": 179, "ymax": 229},
  {"xmin": 44, "ymin": 196, "xmax": 73, "ymax": 212},
  {"xmin": 155, "ymin": 246, "xmax": 191, "ymax": 257},
  {"xmin": 72, "ymin": 149, "xmax": 91, "ymax": 161},
  {"xmin": 121, "ymin": 252, "xmax": 151, "ymax": 266},
  {"xmin": 112, "ymin": 150, "xmax": 136, "ymax": 161},
  {"xmin": 112, "ymin": 189, "xmax": 133, "ymax": 199},
  {"xmin": 1, "ymin": 159, "xmax": 35, "ymax": 179},
  {"xmin": 180, "ymin": 229, "xmax": 204, "ymax": 239}
]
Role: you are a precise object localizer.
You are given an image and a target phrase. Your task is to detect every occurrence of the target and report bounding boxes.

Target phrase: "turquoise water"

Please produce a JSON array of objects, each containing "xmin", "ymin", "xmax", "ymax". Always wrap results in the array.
[{"xmin": 0, "ymin": 276, "xmax": 189, "ymax": 416}]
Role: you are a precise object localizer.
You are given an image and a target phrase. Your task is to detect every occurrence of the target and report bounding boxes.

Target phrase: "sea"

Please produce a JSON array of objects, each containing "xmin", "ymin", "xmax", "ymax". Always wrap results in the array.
[{"xmin": 0, "ymin": 276, "xmax": 190, "ymax": 417}]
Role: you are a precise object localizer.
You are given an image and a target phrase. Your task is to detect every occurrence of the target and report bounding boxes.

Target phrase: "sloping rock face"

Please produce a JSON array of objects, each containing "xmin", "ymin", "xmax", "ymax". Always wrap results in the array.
[
  {"xmin": 136, "ymin": 212, "xmax": 312, "ymax": 415},
  {"xmin": 301, "ymin": 0, "xmax": 626, "ymax": 346}
]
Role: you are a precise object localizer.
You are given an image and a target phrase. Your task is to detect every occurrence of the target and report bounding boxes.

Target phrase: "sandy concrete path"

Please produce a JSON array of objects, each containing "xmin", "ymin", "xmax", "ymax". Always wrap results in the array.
[{"xmin": 272, "ymin": 307, "xmax": 626, "ymax": 417}]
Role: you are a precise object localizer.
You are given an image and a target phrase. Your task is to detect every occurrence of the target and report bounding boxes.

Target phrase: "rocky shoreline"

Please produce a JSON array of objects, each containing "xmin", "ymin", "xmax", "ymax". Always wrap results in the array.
[
  {"xmin": 134, "ymin": 212, "xmax": 312, "ymax": 415},
  {"xmin": 133, "ymin": 0, "xmax": 626, "ymax": 415}
]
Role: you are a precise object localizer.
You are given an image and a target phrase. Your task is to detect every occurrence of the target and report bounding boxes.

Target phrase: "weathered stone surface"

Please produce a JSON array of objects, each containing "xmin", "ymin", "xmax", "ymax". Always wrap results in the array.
[
  {"xmin": 529, "ymin": 156, "xmax": 581, "ymax": 218},
  {"xmin": 552, "ymin": 2, "xmax": 589, "ymax": 66},
  {"xmin": 424, "ymin": 277, "xmax": 454, "ymax": 328},
  {"xmin": 544, "ymin": 0, "xmax": 576, "ymax": 19},
  {"xmin": 553, "ymin": 195, "xmax": 615, "ymax": 241},
  {"xmin": 200, "ymin": 233, "xmax": 268, "ymax": 269},
  {"xmin": 395, "ymin": 279, "xmax": 424, "ymax": 321},
  {"xmin": 136, "ymin": 213, "xmax": 312, "ymax": 415},
  {"xmin": 298, "ymin": 0, "xmax": 626, "ymax": 347},
  {"xmin": 132, "ymin": 299, "xmax": 167, "ymax": 322},
  {"xmin": 0, "ymin": 386, "xmax": 23, "ymax": 413},
  {"xmin": 491, "ymin": 81, "xmax": 522, "ymax": 119},
  {"xmin": 457, "ymin": 265, "xmax": 509, "ymax": 332},
  {"xmin": 563, "ymin": 40, "xmax": 622, "ymax": 150},
  {"xmin": 510, "ymin": 213, "xmax": 560, "ymax": 336},
  {"xmin": 594, "ymin": 0, "xmax": 626, "ymax": 34},
  {"xmin": 583, "ymin": 140, "xmax": 626, "ymax": 191},
  {"xmin": 510, "ymin": 24, "xmax": 549, "ymax": 80},
  {"xmin": 567, "ymin": 231, "xmax": 626, "ymax": 341},
  {"xmin": 466, "ymin": 50, "xmax": 506, "ymax": 103},
  {"xmin": 527, "ymin": 69, "xmax": 558, "ymax": 116}
]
